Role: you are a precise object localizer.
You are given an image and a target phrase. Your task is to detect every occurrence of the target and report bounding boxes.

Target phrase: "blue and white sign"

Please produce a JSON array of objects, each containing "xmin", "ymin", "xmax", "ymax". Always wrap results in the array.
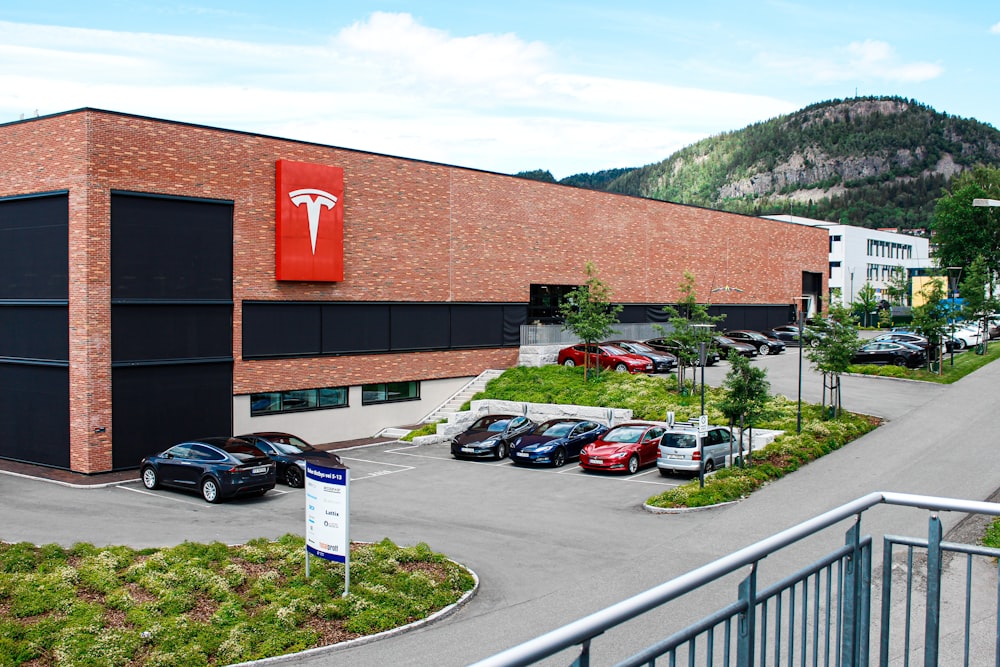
[{"xmin": 305, "ymin": 462, "xmax": 350, "ymax": 564}]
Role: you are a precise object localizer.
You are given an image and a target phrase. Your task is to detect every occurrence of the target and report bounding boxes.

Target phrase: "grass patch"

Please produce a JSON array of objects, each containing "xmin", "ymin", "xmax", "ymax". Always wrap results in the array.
[
  {"xmin": 0, "ymin": 536, "xmax": 474, "ymax": 666},
  {"xmin": 400, "ymin": 422, "xmax": 441, "ymax": 441},
  {"xmin": 473, "ymin": 365, "xmax": 880, "ymax": 509},
  {"xmin": 847, "ymin": 341, "xmax": 1000, "ymax": 383}
]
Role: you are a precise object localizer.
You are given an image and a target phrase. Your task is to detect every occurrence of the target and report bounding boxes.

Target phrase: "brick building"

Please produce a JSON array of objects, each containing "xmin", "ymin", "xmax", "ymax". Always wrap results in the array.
[{"xmin": 0, "ymin": 109, "xmax": 827, "ymax": 474}]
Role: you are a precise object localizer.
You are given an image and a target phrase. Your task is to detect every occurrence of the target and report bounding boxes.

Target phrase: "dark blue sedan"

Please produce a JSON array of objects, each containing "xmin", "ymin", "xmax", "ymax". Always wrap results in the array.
[
  {"xmin": 238, "ymin": 432, "xmax": 344, "ymax": 488},
  {"xmin": 140, "ymin": 436, "xmax": 276, "ymax": 503},
  {"xmin": 508, "ymin": 418, "xmax": 610, "ymax": 467}
]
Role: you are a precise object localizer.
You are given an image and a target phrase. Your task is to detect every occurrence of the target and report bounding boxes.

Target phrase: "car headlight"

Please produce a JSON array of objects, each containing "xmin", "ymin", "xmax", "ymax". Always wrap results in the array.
[
  {"xmin": 537, "ymin": 445, "xmax": 554, "ymax": 453},
  {"xmin": 609, "ymin": 451, "xmax": 628, "ymax": 459}
]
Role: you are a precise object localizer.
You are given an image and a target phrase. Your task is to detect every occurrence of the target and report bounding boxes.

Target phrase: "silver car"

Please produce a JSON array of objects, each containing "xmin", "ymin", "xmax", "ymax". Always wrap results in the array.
[{"xmin": 656, "ymin": 424, "xmax": 737, "ymax": 476}]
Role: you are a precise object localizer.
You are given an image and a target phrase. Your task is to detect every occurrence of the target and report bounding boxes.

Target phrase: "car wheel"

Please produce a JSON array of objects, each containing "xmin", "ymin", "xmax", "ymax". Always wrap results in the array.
[
  {"xmin": 553, "ymin": 447, "xmax": 566, "ymax": 467},
  {"xmin": 494, "ymin": 441, "xmax": 507, "ymax": 460},
  {"xmin": 201, "ymin": 477, "xmax": 221, "ymax": 503},
  {"xmin": 614, "ymin": 363, "xmax": 628, "ymax": 372},
  {"xmin": 956, "ymin": 339, "xmax": 967, "ymax": 350},
  {"xmin": 703, "ymin": 459, "xmax": 716, "ymax": 474},
  {"xmin": 285, "ymin": 465, "xmax": 304, "ymax": 488},
  {"xmin": 758, "ymin": 344, "xmax": 769, "ymax": 356},
  {"xmin": 627, "ymin": 455, "xmax": 639, "ymax": 474},
  {"xmin": 892, "ymin": 356, "xmax": 907, "ymax": 367},
  {"xmin": 563, "ymin": 359, "xmax": 576, "ymax": 367},
  {"xmin": 141, "ymin": 466, "xmax": 159, "ymax": 490}
]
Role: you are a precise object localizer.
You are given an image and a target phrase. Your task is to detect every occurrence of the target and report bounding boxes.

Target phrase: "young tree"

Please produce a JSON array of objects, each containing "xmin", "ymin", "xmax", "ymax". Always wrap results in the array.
[
  {"xmin": 717, "ymin": 350, "xmax": 771, "ymax": 467},
  {"xmin": 852, "ymin": 282, "xmax": 879, "ymax": 327},
  {"xmin": 804, "ymin": 302, "xmax": 860, "ymax": 418},
  {"xmin": 911, "ymin": 277, "xmax": 950, "ymax": 372},
  {"xmin": 959, "ymin": 255, "xmax": 998, "ymax": 354},
  {"xmin": 884, "ymin": 266, "xmax": 910, "ymax": 307},
  {"xmin": 559, "ymin": 262, "xmax": 623, "ymax": 380},
  {"xmin": 654, "ymin": 272, "xmax": 725, "ymax": 391}
]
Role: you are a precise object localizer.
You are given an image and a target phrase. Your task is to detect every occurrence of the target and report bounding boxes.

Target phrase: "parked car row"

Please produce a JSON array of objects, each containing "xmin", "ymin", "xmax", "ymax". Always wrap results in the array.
[
  {"xmin": 139, "ymin": 431, "xmax": 344, "ymax": 503},
  {"xmin": 451, "ymin": 414, "xmax": 744, "ymax": 477}
]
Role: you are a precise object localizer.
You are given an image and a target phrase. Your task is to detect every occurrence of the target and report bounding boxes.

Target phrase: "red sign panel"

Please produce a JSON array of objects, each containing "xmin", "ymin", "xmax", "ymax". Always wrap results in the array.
[{"xmin": 275, "ymin": 160, "xmax": 345, "ymax": 281}]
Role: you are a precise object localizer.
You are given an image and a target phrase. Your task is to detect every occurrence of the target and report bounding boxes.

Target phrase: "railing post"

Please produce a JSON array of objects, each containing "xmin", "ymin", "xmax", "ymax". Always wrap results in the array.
[
  {"xmin": 842, "ymin": 518, "xmax": 866, "ymax": 667},
  {"xmin": 737, "ymin": 563, "xmax": 758, "ymax": 667},
  {"xmin": 924, "ymin": 514, "xmax": 943, "ymax": 666},
  {"xmin": 879, "ymin": 538, "xmax": 894, "ymax": 667}
]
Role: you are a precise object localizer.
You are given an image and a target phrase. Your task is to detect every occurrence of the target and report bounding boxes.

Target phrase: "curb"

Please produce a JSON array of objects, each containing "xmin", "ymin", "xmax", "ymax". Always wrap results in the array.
[{"xmin": 643, "ymin": 499, "xmax": 742, "ymax": 514}]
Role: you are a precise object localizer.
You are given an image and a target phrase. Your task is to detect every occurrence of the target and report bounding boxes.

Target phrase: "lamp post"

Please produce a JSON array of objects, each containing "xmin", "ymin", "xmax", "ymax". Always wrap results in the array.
[
  {"xmin": 946, "ymin": 266, "xmax": 963, "ymax": 367},
  {"xmin": 691, "ymin": 323, "xmax": 714, "ymax": 417},
  {"xmin": 972, "ymin": 199, "xmax": 999, "ymax": 356},
  {"xmin": 792, "ymin": 296, "xmax": 809, "ymax": 434}
]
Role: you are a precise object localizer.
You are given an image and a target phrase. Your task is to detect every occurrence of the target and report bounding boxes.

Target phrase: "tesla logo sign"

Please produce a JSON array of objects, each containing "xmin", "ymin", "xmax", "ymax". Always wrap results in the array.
[{"xmin": 276, "ymin": 160, "xmax": 344, "ymax": 281}]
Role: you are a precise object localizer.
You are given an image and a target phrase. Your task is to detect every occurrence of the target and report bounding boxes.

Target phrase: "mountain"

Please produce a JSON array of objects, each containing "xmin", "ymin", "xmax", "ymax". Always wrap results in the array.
[{"xmin": 535, "ymin": 97, "xmax": 1000, "ymax": 230}]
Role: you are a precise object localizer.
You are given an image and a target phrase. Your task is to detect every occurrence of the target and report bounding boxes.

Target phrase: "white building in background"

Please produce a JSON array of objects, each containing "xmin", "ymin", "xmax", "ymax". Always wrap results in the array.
[{"xmin": 765, "ymin": 215, "xmax": 935, "ymax": 305}]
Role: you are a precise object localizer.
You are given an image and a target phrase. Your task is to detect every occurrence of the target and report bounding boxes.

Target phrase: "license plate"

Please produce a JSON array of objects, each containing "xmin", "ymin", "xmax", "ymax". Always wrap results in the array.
[
  {"xmin": 461, "ymin": 447, "xmax": 476, "ymax": 453},
  {"xmin": 516, "ymin": 452, "xmax": 529, "ymax": 457},
  {"xmin": 589, "ymin": 458, "xmax": 602, "ymax": 464},
  {"xmin": 251, "ymin": 466, "xmax": 268, "ymax": 475},
  {"xmin": 668, "ymin": 454, "xmax": 684, "ymax": 460}
]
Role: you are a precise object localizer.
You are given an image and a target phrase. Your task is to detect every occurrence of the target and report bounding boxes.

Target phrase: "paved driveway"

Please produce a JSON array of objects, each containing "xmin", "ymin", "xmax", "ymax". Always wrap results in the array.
[{"xmin": 2, "ymin": 351, "xmax": 994, "ymax": 666}]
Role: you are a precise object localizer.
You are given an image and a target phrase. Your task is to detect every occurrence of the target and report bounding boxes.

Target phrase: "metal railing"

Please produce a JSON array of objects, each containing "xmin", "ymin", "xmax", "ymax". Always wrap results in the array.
[
  {"xmin": 520, "ymin": 323, "xmax": 670, "ymax": 346},
  {"xmin": 470, "ymin": 492, "xmax": 1000, "ymax": 667}
]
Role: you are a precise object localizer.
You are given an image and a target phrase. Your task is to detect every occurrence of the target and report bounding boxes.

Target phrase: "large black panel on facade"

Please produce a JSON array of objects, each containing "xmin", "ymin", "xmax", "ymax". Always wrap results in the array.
[
  {"xmin": 111, "ymin": 362, "xmax": 233, "ymax": 469},
  {"xmin": 450, "ymin": 304, "xmax": 504, "ymax": 348},
  {"xmin": 0, "ymin": 305, "xmax": 68, "ymax": 361},
  {"xmin": 111, "ymin": 193, "xmax": 233, "ymax": 301},
  {"xmin": 321, "ymin": 303, "xmax": 391, "ymax": 354},
  {"xmin": 0, "ymin": 364, "xmax": 69, "ymax": 468},
  {"xmin": 390, "ymin": 304, "xmax": 451, "ymax": 351},
  {"xmin": 243, "ymin": 303, "xmax": 322, "ymax": 357},
  {"xmin": 0, "ymin": 193, "xmax": 68, "ymax": 300},
  {"xmin": 112, "ymin": 304, "xmax": 232, "ymax": 362},
  {"xmin": 503, "ymin": 305, "xmax": 527, "ymax": 347}
]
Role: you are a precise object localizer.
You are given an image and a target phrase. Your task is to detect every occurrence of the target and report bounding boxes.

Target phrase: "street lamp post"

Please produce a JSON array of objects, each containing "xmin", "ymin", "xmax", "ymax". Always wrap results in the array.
[
  {"xmin": 792, "ymin": 296, "xmax": 809, "ymax": 434},
  {"xmin": 691, "ymin": 324, "xmax": 714, "ymax": 418},
  {"xmin": 946, "ymin": 266, "xmax": 963, "ymax": 367},
  {"xmin": 972, "ymin": 199, "xmax": 999, "ymax": 356}
]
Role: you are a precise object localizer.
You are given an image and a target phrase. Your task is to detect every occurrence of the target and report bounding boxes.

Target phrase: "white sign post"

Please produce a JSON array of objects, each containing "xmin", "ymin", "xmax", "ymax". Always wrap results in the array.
[{"xmin": 305, "ymin": 462, "xmax": 350, "ymax": 596}]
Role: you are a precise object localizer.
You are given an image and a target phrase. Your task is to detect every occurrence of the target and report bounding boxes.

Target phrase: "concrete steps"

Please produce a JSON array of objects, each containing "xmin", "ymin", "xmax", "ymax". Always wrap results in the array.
[{"xmin": 420, "ymin": 369, "xmax": 504, "ymax": 424}]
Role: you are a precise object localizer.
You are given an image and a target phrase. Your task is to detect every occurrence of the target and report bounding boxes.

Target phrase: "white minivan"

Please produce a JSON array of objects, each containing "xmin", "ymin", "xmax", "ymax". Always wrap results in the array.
[{"xmin": 656, "ymin": 424, "xmax": 737, "ymax": 476}]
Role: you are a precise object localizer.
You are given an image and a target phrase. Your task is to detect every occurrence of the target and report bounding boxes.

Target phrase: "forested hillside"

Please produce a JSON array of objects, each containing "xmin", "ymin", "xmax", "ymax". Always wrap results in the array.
[{"xmin": 522, "ymin": 97, "xmax": 1000, "ymax": 230}]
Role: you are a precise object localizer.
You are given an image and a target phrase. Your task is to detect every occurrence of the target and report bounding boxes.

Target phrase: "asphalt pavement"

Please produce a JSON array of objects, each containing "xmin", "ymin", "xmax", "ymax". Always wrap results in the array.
[{"xmin": 2, "ymin": 347, "xmax": 998, "ymax": 666}]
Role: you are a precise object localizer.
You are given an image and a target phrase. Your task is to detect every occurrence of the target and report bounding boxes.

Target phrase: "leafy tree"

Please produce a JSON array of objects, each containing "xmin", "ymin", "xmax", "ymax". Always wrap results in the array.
[
  {"xmin": 559, "ymin": 262, "xmax": 623, "ymax": 380},
  {"xmin": 717, "ymin": 350, "xmax": 771, "ymax": 467},
  {"xmin": 931, "ymin": 166, "xmax": 1000, "ymax": 271},
  {"xmin": 911, "ymin": 277, "xmax": 950, "ymax": 371},
  {"xmin": 654, "ymin": 272, "xmax": 725, "ymax": 391},
  {"xmin": 804, "ymin": 302, "xmax": 860, "ymax": 418},
  {"xmin": 515, "ymin": 169, "xmax": 557, "ymax": 183},
  {"xmin": 852, "ymin": 282, "xmax": 880, "ymax": 327},
  {"xmin": 884, "ymin": 266, "xmax": 910, "ymax": 306},
  {"xmin": 959, "ymin": 255, "xmax": 998, "ymax": 354}
]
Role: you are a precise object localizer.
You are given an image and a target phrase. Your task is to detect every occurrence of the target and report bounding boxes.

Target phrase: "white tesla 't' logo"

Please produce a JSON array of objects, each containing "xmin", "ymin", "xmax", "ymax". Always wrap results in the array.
[{"xmin": 288, "ymin": 188, "xmax": 339, "ymax": 254}]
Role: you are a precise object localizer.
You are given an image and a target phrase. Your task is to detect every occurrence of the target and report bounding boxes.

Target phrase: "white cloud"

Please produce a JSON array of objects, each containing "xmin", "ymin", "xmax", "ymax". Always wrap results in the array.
[
  {"xmin": 756, "ymin": 39, "xmax": 942, "ymax": 86},
  {"xmin": 0, "ymin": 14, "xmax": 797, "ymax": 178},
  {"xmin": 991, "ymin": 22, "xmax": 1000, "ymax": 34}
]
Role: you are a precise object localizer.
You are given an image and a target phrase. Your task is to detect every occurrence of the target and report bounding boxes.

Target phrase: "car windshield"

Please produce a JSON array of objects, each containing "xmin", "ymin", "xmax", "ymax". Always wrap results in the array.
[
  {"xmin": 534, "ymin": 421, "xmax": 575, "ymax": 437},
  {"xmin": 470, "ymin": 416, "xmax": 512, "ymax": 431},
  {"xmin": 716, "ymin": 336, "xmax": 735, "ymax": 344},
  {"xmin": 661, "ymin": 433, "xmax": 697, "ymax": 449},
  {"xmin": 625, "ymin": 342, "xmax": 654, "ymax": 353},
  {"xmin": 263, "ymin": 435, "xmax": 315, "ymax": 454},
  {"xmin": 224, "ymin": 443, "xmax": 266, "ymax": 461},
  {"xmin": 602, "ymin": 345, "xmax": 628, "ymax": 356},
  {"xmin": 604, "ymin": 426, "xmax": 645, "ymax": 443}
]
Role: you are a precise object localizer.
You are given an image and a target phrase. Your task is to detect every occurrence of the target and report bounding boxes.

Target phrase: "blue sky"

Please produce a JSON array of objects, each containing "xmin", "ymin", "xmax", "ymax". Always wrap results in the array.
[{"xmin": 1, "ymin": 2, "xmax": 998, "ymax": 179}]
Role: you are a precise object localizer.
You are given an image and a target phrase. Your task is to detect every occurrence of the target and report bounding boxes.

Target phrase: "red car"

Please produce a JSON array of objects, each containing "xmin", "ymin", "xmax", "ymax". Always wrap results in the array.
[
  {"xmin": 579, "ymin": 422, "xmax": 666, "ymax": 474},
  {"xmin": 557, "ymin": 344, "xmax": 653, "ymax": 374}
]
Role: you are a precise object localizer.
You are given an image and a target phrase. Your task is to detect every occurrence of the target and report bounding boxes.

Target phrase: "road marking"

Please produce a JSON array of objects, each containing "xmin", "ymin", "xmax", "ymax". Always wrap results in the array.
[{"xmin": 117, "ymin": 484, "xmax": 209, "ymax": 506}]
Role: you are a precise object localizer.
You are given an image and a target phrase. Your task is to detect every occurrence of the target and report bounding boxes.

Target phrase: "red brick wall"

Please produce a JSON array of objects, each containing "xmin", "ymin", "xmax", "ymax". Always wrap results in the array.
[{"xmin": 0, "ymin": 109, "xmax": 828, "ymax": 471}]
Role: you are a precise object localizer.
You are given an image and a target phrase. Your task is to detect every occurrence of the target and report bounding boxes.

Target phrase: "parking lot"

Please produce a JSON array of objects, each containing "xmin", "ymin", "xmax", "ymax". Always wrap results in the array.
[{"xmin": 4, "ymin": 346, "xmax": 993, "ymax": 666}]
